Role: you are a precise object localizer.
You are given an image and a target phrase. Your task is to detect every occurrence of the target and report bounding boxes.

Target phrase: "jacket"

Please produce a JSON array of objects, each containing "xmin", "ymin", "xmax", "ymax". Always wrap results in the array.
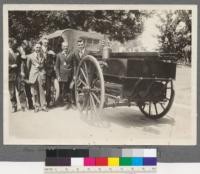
[
  {"xmin": 27, "ymin": 52, "xmax": 46, "ymax": 84},
  {"xmin": 55, "ymin": 51, "xmax": 73, "ymax": 82}
]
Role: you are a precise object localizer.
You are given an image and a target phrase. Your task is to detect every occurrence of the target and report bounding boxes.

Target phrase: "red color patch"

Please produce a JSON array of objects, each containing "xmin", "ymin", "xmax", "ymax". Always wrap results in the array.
[{"xmin": 95, "ymin": 157, "xmax": 108, "ymax": 166}]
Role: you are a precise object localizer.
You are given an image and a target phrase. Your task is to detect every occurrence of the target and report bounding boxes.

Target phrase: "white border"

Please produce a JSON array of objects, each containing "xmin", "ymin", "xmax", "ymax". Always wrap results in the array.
[
  {"xmin": 2, "ymin": 4, "xmax": 198, "ymax": 10},
  {"xmin": 3, "ymin": 4, "xmax": 198, "ymax": 145}
]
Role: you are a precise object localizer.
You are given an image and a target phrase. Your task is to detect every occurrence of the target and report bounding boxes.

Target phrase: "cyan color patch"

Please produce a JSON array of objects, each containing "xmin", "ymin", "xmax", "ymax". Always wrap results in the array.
[{"xmin": 132, "ymin": 157, "xmax": 143, "ymax": 166}]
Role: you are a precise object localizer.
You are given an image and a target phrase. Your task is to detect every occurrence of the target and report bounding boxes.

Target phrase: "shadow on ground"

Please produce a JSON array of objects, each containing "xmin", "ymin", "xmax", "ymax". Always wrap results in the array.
[{"xmin": 79, "ymin": 106, "xmax": 175, "ymax": 131}]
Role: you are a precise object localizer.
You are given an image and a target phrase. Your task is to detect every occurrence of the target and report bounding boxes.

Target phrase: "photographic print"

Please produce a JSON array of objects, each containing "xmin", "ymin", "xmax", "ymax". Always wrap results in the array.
[{"xmin": 3, "ymin": 4, "xmax": 197, "ymax": 145}]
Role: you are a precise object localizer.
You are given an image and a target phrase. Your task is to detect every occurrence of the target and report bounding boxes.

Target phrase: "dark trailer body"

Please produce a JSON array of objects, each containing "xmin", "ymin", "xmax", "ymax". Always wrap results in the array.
[
  {"xmin": 76, "ymin": 50, "xmax": 177, "ymax": 119},
  {"xmin": 102, "ymin": 52, "xmax": 176, "ymax": 99}
]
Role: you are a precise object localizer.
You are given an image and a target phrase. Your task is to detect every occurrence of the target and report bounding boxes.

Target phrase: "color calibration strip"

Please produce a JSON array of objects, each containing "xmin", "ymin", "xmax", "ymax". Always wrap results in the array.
[{"xmin": 45, "ymin": 149, "xmax": 157, "ymax": 173}]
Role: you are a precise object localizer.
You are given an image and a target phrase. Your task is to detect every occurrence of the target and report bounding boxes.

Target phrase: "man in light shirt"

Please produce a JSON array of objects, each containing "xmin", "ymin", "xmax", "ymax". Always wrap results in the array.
[{"xmin": 27, "ymin": 43, "xmax": 47, "ymax": 112}]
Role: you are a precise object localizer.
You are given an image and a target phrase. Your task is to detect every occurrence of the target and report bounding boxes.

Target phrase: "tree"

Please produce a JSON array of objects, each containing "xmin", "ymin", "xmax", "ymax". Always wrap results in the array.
[
  {"xmin": 9, "ymin": 10, "xmax": 144, "ymax": 43},
  {"xmin": 157, "ymin": 10, "xmax": 192, "ymax": 63}
]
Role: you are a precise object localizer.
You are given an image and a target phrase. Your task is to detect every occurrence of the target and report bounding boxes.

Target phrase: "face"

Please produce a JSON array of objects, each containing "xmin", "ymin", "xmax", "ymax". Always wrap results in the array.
[
  {"xmin": 34, "ymin": 44, "xmax": 41, "ymax": 53},
  {"xmin": 77, "ymin": 41, "xmax": 85, "ymax": 51},
  {"xmin": 62, "ymin": 42, "xmax": 68, "ymax": 52},
  {"xmin": 9, "ymin": 39, "xmax": 17, "ymax": 49},
  {"xmin": 42, "ymin": 39, "xmax": 48, "ymax": 47},
  {"xmin": 21, "ymin": 43, "xmax": 27, "ymax": 49}
]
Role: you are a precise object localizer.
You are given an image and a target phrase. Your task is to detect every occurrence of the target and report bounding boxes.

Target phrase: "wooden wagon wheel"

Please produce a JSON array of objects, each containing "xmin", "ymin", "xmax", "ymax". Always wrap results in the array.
[
  {"xmin": 75, "ymin": 55, "xmax": 105, "ymax": 116},
  {"xmin": 138, "ymin": 80, "xmax": 175, "ymax": 119}
]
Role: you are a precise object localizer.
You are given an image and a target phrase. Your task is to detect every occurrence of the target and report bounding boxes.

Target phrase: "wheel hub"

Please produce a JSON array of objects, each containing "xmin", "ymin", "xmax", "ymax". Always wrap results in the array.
[{"xmin": 82, "ymin": 86, "xmax": 91, "ymax": 93}]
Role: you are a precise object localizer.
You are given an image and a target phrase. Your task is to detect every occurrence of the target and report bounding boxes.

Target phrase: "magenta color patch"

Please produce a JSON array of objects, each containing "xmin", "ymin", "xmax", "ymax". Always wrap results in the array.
[{"xmin": 84, "ymin": 157, "xmax": 96, "ymax": 166}]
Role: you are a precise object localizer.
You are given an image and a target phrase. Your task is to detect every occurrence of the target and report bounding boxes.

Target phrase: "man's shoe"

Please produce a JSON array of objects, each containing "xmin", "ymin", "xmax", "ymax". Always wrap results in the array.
[
  {"xmin": 34, "ymin": 108, "xmax": 39, "ymax": 113},
  {"xmin": 11, "ymin": 107, "xmax": 17, "ymax": 113},
  {"xmin": 42, "ymin": 107, "xmax": 48, "ymax": 112},
  {"xmin": 21, "ymin": 106, "xmax": 27, "ymax": 112},
  {"xmin": 65, "ymin": 103, "xmax": 71, "ymax": 110},
  {"xmin": 71, "ymin": 104, "xmax": 76, "ymax": 110},
  {"xmin": 29, "ymin": 105, "xmax": 34, "ymax": 110}
]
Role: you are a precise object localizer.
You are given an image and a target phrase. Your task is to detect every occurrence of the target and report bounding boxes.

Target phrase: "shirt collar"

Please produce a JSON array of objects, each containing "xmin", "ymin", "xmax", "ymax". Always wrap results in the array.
[
  {"xmin": 9, "ymin": 48, "xmax": 16, "ymax": 57},
  {"xmin": 42, "ymin": 46, "xmax": 48, "ymax": 52},
  {"xmin": 62, "ymin": 50, "xmax": 68, "ymax": 55},
  {"xmin": 9, "ymin": 48, "xmax": 13, "ymax": 53},
  {"xmin": 80, "ymin": 48, "xmax": 85, "ymax": 53},
  {"xmin": 34, "ymin": 52, "xmax": 41, "ymax": 58}
]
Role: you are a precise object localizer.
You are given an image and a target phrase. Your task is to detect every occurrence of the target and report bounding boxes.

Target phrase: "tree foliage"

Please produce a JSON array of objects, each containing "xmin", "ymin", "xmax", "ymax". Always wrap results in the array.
[
  {"xmin": 9, "ymin": 10, "xmax": 144, "ymax": 43},
  {"xmin": 157, "ymin": 10, "xmax": 192, "ymax": 62}
]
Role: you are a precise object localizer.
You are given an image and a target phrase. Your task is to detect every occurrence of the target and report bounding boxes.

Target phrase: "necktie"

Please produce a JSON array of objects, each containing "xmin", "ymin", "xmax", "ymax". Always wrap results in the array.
[
  {"xmin": 80, "ymin": 50, "xmax": 84, "ymax": 58},
  {"xmin": 37, "ymin": 54, "xmax": 42, "ymax": 64}
]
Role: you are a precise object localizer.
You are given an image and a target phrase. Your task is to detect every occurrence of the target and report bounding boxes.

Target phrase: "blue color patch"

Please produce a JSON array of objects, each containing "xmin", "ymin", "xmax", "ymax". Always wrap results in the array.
[{"xmin": 132, "ymin": 157, "xmax": 143, "ymax": 166}]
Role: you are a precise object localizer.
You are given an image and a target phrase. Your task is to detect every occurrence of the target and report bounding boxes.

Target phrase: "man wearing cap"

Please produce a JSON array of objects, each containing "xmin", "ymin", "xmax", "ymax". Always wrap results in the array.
[
  {"xmin": 27, "ymin": 43, "xmax": 47, "ymax": 112},
  {"xmin": 41, "ymin": 38, "xmax": 56, "ymax": 108}
]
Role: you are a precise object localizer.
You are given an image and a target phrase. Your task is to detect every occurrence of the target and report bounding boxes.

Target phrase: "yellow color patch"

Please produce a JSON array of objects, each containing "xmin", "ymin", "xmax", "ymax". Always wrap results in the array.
[{"xmin": 108, "ymin": 157, "xmax": 119, "ymax": 166}]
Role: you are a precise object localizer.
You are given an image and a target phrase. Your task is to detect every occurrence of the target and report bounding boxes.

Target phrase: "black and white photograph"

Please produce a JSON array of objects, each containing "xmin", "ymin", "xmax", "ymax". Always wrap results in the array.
[{"xmin": 3, "ymin": 4, "xmax": 197, "ymax": 145}]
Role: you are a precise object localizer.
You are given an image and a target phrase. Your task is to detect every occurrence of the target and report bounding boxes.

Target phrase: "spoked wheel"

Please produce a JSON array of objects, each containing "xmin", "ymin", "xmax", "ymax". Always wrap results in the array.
[
  {"xmin": 138, "ymin": 80, "xmax": 175, "ymax": 119},
  {"xmin": 75, "ymin": 55, "xmax": 105, "ymax": 116}
]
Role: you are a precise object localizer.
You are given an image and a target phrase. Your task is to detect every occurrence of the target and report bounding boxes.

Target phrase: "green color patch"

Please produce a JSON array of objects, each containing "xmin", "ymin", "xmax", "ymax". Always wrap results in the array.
[{"xmin": 119, "ymin": 157, "xmax": 132, "ymax": 166}]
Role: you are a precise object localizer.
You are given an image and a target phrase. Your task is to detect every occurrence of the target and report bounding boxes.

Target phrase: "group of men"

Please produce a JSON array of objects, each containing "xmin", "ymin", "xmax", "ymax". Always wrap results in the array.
[{"xmin": 9, "ymin": 37, "xmax": 87, "ymax": 113}]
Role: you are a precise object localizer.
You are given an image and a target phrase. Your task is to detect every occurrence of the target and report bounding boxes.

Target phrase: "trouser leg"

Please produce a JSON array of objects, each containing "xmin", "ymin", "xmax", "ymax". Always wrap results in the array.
[
  {"xmin": 59, "ymin": 82, "xmax": 64, "ymax": 101},
  {"xmin": 46, "ymin": 75, "xmax": 51, "ymax": 107},
  {"xmin": 38, "ymin": 76, "xmax": 47, "ymax": 108},
  {"xmin": 16, "ymin": 77, "xmax": 27, "ymax": 108},
  {"xmin": 65, "ymin": 80, "xmax": 71, "ymax": 103},
  {"xmin": 71, "ymin": 85, "xmax": 76, "ymax": 104},
  {"xmin": 9, "ymin": 81, "xmax": 17, "ymax": 109},
  {"xmin": 25, "ymin": 83, "xmax": 33, "ymax": 109},
  {"xmin": 31, "ymin": 82, "xmax": 40, "ymax": 109}
]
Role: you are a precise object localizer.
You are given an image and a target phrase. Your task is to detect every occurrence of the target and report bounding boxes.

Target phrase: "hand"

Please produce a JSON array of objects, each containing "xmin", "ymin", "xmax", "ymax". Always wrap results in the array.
[
  {"xmin": 36, "ymin": 64, "xmax": 43, "ymax": 69},
  {"xmin": 21, "ymin": 72, "xmax": 25, "ymax": 78},
  {"xmin": 38, "ymin": 65, "xmax": 43, "ymax": 69},
  {"xmin": 21, "ymin": 55, "xmax": 26, "ymax": 59},
  {"xmin": 70, "ymin": 81, "xmax": 74, "ymax": 89},
  {"xmin": 99, "ymin": 61, "xmax": 108, "ymax": 68},
  {"xmin": 11, "ymin": 64, "xmax": 17, "ymax": 68},
  {"xmin": 57, "ymin": 76, "xmax": 61, "ymax": 81},
  {"xmin": 48, "ymin": 50, "xmax": 55, "ymax": 55},
  {"xmin": 73, "ymin": 76, "xmax": 76, "ymax": 81}
]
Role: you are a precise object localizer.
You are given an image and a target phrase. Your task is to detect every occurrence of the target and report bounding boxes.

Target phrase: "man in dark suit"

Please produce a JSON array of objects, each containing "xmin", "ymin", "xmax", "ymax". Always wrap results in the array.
[
  {"xmin": 70, "ymin": 39, "xmax": 90, "ymax": 105},
  {"xmin": 27, "ymin": 43, "xmax": 47, "ymax": 112},
  {"xmin": 55, "ymin": 41, "xmax": 73, "ymax": 107},
  {"xmin": 18, "ymin": 40, "xmax": 34, "ymax": 110},
  {"xmin": 72, "ymin": 38, "xmax": 89, "ymax": 68},
  {"xmin": 9, "ymin": 38, "xmax": 27, "ymax": 112},
  {"xmin": 41, "ymin": 38, "xmax": 56, "ymax": 108}
]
